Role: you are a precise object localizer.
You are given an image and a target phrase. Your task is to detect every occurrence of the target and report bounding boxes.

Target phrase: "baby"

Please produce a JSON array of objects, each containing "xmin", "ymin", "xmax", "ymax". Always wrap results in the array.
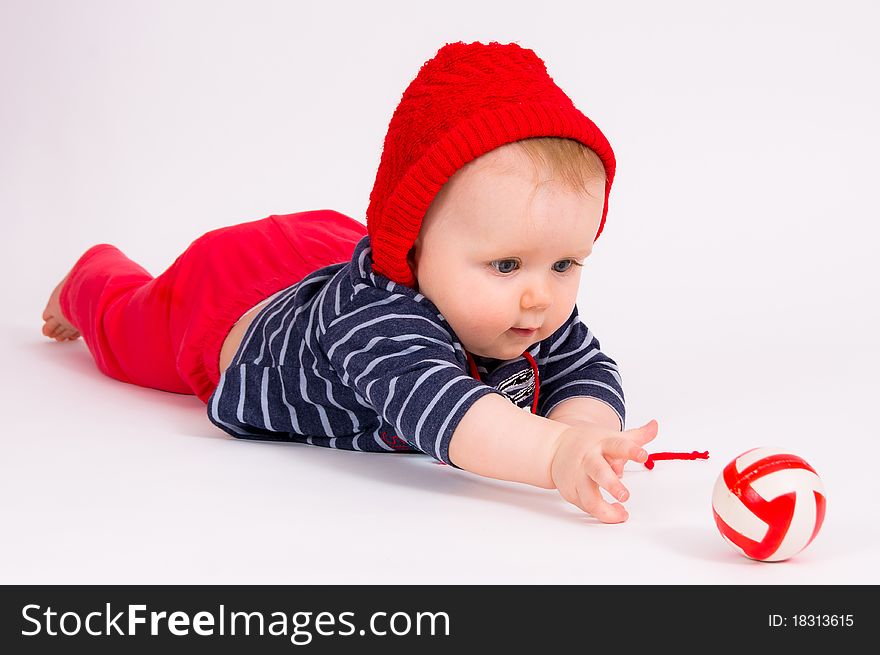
[{"xmin": 41, "ymin": 41, "xmax": 658, "ymax": 523}]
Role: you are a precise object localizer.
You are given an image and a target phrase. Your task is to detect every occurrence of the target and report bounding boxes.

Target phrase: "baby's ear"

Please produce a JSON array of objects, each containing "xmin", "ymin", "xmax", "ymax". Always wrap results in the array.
[{"xmin": 406, "ymin": 242, "xmax": 422, "ymax": 291}]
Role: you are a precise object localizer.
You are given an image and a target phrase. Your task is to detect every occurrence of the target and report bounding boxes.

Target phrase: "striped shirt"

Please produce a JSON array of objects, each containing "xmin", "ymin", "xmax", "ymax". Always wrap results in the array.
[{"xmin": 206, "ymin": 236, "xmax": 625, "ymax": 467}]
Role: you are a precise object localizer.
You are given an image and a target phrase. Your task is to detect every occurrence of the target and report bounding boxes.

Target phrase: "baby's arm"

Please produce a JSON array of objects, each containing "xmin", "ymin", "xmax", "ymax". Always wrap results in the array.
[
  {"xmin": 546, "ymin": 397, "xmax": 621, "ymax": 431},
  {"xmin": 450, "ymin": 393, "xmax": 657, "ymax": 522},
  {"xmin": 449, "ymin": 393, "xmax": 566, "ymax": 488}
]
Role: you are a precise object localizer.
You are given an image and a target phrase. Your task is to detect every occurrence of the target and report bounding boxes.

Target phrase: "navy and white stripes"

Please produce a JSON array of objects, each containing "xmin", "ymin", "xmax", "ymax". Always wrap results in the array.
[
  {"xmin": 533, "ymin": 307, "xmax": 625, "ymax": 429},
  {"xmin": 206, "ymin": 236, "xmax": 625, "ymax": 466}
]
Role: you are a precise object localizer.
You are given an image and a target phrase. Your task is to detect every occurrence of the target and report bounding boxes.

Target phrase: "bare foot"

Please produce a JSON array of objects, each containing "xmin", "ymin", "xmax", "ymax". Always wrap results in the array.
[{"xmin": 42, "ymin": 272, "xmax": 81, "ymax": 342}]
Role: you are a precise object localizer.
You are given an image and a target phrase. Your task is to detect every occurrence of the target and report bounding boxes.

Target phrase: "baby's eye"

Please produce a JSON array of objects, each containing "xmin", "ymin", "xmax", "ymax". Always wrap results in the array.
[
  {"xmin": 491, "ymin": 259, "xmax": 520, "ymax": 274},
  {"xmin": 553, "ymin": 259, "xmax": 575, "ymax": 273}
]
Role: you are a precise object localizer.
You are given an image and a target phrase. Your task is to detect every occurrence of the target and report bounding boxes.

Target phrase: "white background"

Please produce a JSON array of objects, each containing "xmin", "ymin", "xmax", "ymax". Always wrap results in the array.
[{"xmin": 1, "ymin": 0, "xmax": 878, "ymax": 585}]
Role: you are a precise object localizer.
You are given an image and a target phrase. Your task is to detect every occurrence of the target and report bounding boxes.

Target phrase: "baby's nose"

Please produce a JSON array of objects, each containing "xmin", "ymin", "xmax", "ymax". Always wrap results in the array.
[{"xmin": 521, "ymin": 283, "xmax": 552, "ymax": 310}]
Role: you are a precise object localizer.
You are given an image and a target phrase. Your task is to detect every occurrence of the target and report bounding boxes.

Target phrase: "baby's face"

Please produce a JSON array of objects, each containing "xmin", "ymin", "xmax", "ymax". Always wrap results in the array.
[{"xmin": 409, "ymin": 144, "xmax": 605, "ymax": 361}]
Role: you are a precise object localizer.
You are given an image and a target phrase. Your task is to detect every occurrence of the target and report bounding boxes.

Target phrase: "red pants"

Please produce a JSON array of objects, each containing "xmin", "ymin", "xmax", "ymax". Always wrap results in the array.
[{"xmin": 59, "ymin": 209, "xmax": 368, "ymax": 404}]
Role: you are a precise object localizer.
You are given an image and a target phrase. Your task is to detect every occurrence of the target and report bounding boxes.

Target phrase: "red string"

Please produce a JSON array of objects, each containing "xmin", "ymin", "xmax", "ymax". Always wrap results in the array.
[
  {"xmin": 522, "ymin": 351, "xmax": 540, "ymax": 414},
  {"xmin": 644, "ymin": 451, "xmax": 709, "ymax": 470},
  {"xmin": 466, "ymin": 350, "xmax": 541, "ymax": 414}
]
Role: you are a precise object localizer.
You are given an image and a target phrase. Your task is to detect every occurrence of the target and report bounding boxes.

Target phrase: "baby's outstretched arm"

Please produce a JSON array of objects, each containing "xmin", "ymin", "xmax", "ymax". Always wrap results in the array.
[
  {"xmin": 449, "ymin": 394, "xmax": 657, "ymax": 523},
  {"xmin": 546, "ymin": 396, "xmax": 622, "ymax": 431}
]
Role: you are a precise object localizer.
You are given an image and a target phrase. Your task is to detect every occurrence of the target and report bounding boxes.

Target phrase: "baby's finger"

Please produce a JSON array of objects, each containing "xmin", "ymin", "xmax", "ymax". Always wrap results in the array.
[
  {"xmin": 622, "ymin": 419, "xmax": 659, "ymax": 447},
  {"xmin": 576, "ymin": 479, "xmax": 628, "ymax": 523},
  {"xmin": 586, "ymin": 455, "xmax": 630, "ymax": 504},
  {"xmin": 602, "ymin": 436, "xmax": 650, "ymax": 465}
]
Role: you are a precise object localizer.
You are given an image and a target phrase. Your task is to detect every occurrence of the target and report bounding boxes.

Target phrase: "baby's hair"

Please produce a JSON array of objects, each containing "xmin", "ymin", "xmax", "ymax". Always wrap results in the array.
[
  {"xmin": 510, "ymin": 137, "xmax": 606, "ymax": 200},
  {"xmin": 407, "ymin": 137, "xmax": 606, "ymax": 275}
]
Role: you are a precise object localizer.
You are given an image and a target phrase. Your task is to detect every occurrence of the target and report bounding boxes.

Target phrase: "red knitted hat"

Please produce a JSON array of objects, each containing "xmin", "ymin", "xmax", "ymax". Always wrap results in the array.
[{"xmin": 366, "ymin": 40, "xmax": 617, "ymax": 287}]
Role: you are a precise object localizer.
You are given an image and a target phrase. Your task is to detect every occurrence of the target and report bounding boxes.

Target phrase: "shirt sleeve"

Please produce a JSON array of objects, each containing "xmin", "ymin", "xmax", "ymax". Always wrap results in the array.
[
  {"xmin": 320, "ymin": 288, "xmax": 503, "ymax": 467},
  {"xmin": 535, "ymin": 306, "xmax": 626, "ymax": 429}
]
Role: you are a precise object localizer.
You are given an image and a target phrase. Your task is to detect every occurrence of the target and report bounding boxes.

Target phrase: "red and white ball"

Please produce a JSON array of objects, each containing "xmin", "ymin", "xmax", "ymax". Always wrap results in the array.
[{"xmin": 711, "ymin": 447, "xmax": 826, "ymax": 562}]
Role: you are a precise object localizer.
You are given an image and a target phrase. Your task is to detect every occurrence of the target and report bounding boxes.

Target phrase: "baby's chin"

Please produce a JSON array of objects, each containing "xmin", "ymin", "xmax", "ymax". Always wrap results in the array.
[{"xmin": 466, "ymin": 336, "xmax": 537, "ymax": 361}]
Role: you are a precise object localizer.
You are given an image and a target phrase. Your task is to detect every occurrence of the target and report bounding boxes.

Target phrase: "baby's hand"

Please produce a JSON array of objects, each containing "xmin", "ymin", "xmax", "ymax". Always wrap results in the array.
[{"xmin": 549, "ymin": 419, "xmax": 658, "ymax": 523}]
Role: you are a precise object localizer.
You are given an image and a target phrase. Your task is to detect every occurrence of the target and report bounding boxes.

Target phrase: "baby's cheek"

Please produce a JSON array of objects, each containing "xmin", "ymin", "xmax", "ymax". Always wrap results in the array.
[
  {"xmin": 473, "ymin": 304, "xmax": 511, "ymax": 334},
  {"xmin": 447, "ymin": 280, "xmax": 512, "ymax": 335}
]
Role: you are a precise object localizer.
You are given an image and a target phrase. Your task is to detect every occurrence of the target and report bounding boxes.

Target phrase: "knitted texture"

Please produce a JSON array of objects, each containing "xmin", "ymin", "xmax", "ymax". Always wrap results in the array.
[{"xmin": 366, "ymin": 40, "xmax": 617, "ymax": 287}]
